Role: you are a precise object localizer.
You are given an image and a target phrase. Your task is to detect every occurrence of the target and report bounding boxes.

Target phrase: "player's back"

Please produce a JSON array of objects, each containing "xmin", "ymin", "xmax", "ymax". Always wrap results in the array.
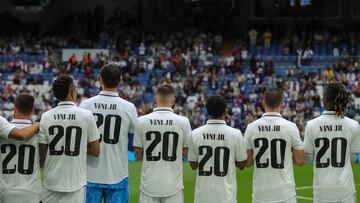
[
  {"xmin": 80, "ymin": 91, "xmax": 137, "ymax": 184},
  {"xmin": 190, "ymin": 120, "xmax": 246, "ymax": 203},
  {"xmin": 39, "ymin": 101, "xmax": 99, "ymax": 192},
  {"xmin": 0, "ymin": 119, "xmax": 41, "ymax": 201},
  {"xmin": 244, "ymin": 112, "xmax": 303, "ymax": 202},
  {"xmin": 304, "ymin": 111, "xmax": 360, "ymax": 201},
  {"xmin": 135, "ymin": 107, "xmax": 191, "ymax": 197}
]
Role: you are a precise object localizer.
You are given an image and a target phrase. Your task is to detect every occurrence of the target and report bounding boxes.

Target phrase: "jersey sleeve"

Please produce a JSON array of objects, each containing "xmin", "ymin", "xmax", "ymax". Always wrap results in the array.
[
  {"xmin": 303, "ymin": 122, "xmax": 314, "ymax": 154},
  {"xmin": 38, "ymin": 120, "xmax": 48, "ymax": 144},
  {"xmin": 182, "ymin": 118, "xmax": 192, "ymax": 148},
  {"xmin": 187, "ymin": 132, "xmax": 198, "ymax": 162},
  {"xmin": 0, "ymin": 116, "xmax": 15, "ymax": 139},
  {"xmin": 133, "ymin": 118, "xmax": 143, "ymax": 148},
  {"xmin": 244, "ymin": 124, "xmax": 254, "ymax": 150},
  {"xmin": 350, "ymin": 123, "xmax": 360, "ymax": 153},
  {"xmin": 290, "ymin": 123, "xmax": 304, "ymax": 150},
  {"xmin": 87, "ymin": 112, "xmax": 100, "ymax": 143},
  {"xmin": 128, "ymin": 105, "xmax": 138, "ymax": 134},
  {"xmin": 235, "ymin": 131, "xmax": 248, "ymax": 162}
]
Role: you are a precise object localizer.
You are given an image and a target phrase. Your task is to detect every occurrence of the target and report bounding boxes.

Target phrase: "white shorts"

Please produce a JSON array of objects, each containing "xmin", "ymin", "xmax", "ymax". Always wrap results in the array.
[
  {"xmin": 314, "ymin": 194, "xmax": 356, "ymax": 203},
  {"xmin": 139, "ymin": 190, "xmax": 184, "ymax": 203},
  {"xmin": 253, "ymin": 196, "xmax": 297, "ymax": 203},
  {"xmin": 42, "ymin": 186, "xmax": 86, "ymax": 203},
  {"xmin": 1, "ymin": 189, "xmax": 41, "ymax": 203}
]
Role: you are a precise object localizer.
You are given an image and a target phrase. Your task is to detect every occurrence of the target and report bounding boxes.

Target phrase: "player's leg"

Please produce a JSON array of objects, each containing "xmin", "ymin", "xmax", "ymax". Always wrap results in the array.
[
  {"xmin": 161, "ymin": 190, "xmax": 184, "ymax": 203},
  {"xmin": 86, "ymin": 186, "xmax": 103, "ymax": 203},
  {"xmin": 103, "ymin": 188, "xmax": 129, "ymax": 203},
  {"xmin": 139, "ymin": 191, "xmax": 160, "ymax": 203}
]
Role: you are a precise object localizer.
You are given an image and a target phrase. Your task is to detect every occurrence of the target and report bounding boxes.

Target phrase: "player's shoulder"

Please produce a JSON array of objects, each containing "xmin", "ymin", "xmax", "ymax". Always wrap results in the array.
[
  {"xmin": 117, "ymin": 97, "xmax": 136, "ymax": 109},
  {"xmin": 343, "ymin": 116, "xmax": 359, "ymax": 127},
  {"xmin": 0, "ymin": 116, "xmax": 8, "ymax": 123},
  {"xmin": 171, "ymin": 113, "xmax": 191, "ymax": 126},
  {"xmin": 223, "ymin": 124, "xmax": 241, "ymax": 135},
  {"xmin": 80, "ymin": 96, "xmax": 98, "ymax": 106}
]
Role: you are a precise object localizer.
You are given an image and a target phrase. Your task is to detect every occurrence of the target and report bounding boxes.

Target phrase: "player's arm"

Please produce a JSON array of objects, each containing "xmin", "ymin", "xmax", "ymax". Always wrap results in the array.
[
  {"xmin": 9, "ymin": 122, "xmax": 40, "ymax": 140},
  {"xmin": 39, "ymin": 144, "xmax": 48, "ymax": 169},
  {"xmin": 236, "ymin": 160, "xmax": 247, "ymax": 170},
  {"xmin": 87, "ymin": 139, "xmax": 100, "ymax": 157},
  {"xmin": 246, "ymin": 149, "xmax": 254, "ymax": 168},
  {"xmin": 189, "ymin": 161, "xmax": 198, "ymax": 170},
  {"xmin": 183, "ymin": 147, "xmax": 189, "ymax": 158},
  {"xmin": 134, "ymin": 147, "xmax": 143, "ymax": 161},
  {"xmin": 290, "ymin": 124, "xmax": 304, "ymax": 167},
  {"xmin": 292, "ymin": 148, "xmax": 304, "ymax": 166},
  {"xmin": 188, "ymin": 131, "xmax": 198, "ymax": 170}
]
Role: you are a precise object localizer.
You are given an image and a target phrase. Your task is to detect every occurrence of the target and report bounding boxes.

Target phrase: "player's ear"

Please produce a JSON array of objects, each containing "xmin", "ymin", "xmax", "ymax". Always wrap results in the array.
[
  {"xmin": 154, "ymin": 95, "xmax": 157, "ymax": 106},
  {"xmin": 280, "ymin": 103, "xmax": 285, "ymax": 111},
  {"xmin": 99, "ymin": 76, "xmax": 104, "ymax": 85},
  {"xmin": 262, "ymin": 100, "xmax": 266, "ymax": 109},
  {"xmin": 172, "ymin": 96, "xmax": 176, "ymax": 106}
]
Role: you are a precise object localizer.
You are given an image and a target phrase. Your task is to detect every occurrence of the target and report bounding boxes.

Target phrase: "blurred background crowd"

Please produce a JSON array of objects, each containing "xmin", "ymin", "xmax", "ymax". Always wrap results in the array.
[{"xmin": 1, "ymin": 2, "xmax": 360, "ymax": 139}]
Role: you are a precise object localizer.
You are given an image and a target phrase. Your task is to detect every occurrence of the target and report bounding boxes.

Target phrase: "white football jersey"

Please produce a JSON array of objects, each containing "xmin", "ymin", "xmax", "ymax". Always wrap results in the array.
[
  {"xmin": 0, "ymin": 119, "xmax": 41, "ymax": 198},
  {"xmin": 38, "ymin": 101, "xmax": 99, "ymax": 192},
  {"xmin": 188, "ymin": 120, "xmax": 247, "ymax": 203},
  {"xmin": 133, "ymin": 107, "xmax": 191, "ymax": 197},
  {"xmin": 80, "ymin": 91, "xmax": 138, "ymax": 184},
  {"xmin": 304, "ymin": 111, "xmax": 360, "ymax": 202},
  {"xmin": 244, "ymin": 112, "xmax": 303, "ymax": 203}
]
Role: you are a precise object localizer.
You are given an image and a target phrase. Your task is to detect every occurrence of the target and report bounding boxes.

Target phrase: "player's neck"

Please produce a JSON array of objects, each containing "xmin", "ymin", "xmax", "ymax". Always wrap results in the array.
[
  {"xmin": 101, "ymin": 86, "xmax": 117, "ymax": 92},
  {"xmin": 264, "ymin": 107, "xmax": 281, "ymax": 113},
  {"xmin": 156, "ymin": 104, "xmax": 173, "ymax": 109},
  {"xmin": 14, "ymin": 113, "xmax": 32, "ymax": 120}
]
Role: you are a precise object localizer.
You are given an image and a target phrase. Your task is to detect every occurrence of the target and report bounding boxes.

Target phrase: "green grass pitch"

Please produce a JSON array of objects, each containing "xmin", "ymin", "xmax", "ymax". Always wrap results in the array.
[{"xmin": 128, "ymin": 162, "xmax": 360, "ymax": 203}]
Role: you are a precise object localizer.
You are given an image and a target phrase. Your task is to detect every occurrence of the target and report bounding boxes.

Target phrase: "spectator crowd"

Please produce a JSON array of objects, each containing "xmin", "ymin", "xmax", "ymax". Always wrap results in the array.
[{"xmin": 1, "ymin": 7, "xmax": 360, "ymax": 139}]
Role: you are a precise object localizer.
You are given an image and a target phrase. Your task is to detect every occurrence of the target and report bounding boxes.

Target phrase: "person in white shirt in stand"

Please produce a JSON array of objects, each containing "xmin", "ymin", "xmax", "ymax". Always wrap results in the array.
[{"xmin": 304, "ymin": 83, "xmax": 360, "ymax": 203}]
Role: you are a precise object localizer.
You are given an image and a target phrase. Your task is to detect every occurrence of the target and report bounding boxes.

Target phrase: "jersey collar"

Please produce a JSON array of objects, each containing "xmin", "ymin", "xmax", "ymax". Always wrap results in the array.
[
  {"xmin": 322, "ymin": 111, "xmax": 336, "ymax": 116},
  {"xmin": 153, "ymin": 107, "xmax": 174, "ymax": 112},
  {"xmin": 206, "ymin": 120, "xmax": 226, "ymax": 125},
  {"xmin": 99, "ymin": 91, "xmax": 119, "ymax": 98},
  {"xmin": 58, "ymin": 101, "xmax": 76, "ymax": 107},
  {"xmin": 11, "ymin": 119, "xmax": 32, "ymax": 124},
  {"xmin": 262, "ymin": 112, "xmax": 282, "ymax": 117}
]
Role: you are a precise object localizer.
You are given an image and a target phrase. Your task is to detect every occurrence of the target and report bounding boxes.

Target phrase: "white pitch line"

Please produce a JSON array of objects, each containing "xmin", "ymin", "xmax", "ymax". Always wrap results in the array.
[
  {"xmin": 296, "ymin": 186, "xmax": 313, "ymax": 190},
  {"xmin": 298, "ymin": 196, "xmax": 313, "ymax": 201}
]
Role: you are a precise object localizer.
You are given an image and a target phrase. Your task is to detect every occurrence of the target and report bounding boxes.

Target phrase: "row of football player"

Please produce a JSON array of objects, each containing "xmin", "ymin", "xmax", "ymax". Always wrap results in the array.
[{"xmin": 0, "ymin": 63, "xmax": 357, "ymax": 203}]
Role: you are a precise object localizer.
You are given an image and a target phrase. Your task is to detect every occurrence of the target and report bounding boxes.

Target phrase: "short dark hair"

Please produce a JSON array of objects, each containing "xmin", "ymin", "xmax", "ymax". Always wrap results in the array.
[
  {"xmin": 324, "ymin": 82, "xmax": 351, "ymax": 117},
  {"xmin": 206, "ymin": 95, "xmax": 227, "ymax": 118},
  {"xmin": 156, "ymin": 83, "xmax": 175, "ymax": 96},
  {"xmin": 264, "ymin": 88, "xmax": 283, "ymax": 108},
  {"xmin": 14, "ymin": 93, "xmax": 34, "ymax": 115},
  {"xmin": 100, "ymin": 64, "xmax": 121, "ymax": 88},
  {"xmin": 52, "ymin": 75, "xmax": 74, "ymax": 101}
]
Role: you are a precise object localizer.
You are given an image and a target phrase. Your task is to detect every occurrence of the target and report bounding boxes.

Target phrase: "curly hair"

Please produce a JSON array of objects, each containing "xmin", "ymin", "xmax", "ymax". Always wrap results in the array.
[
  {"xmin": 323, "ymin": 82, "xmax": 352, "ymax": 117},
  {"xmin": 52, "ymin": 75, "xmax": 74, "ymax": 101}
]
